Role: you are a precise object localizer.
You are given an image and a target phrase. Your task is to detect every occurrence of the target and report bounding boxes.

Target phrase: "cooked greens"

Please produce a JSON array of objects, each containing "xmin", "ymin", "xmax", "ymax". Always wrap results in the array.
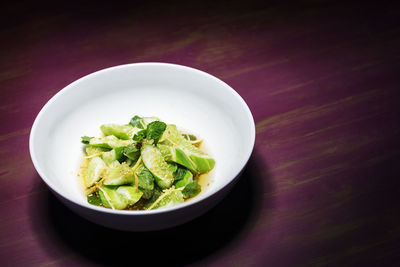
[{"xmin": 80, "ymin": 115, "xmax": 215, "ymax": 210}]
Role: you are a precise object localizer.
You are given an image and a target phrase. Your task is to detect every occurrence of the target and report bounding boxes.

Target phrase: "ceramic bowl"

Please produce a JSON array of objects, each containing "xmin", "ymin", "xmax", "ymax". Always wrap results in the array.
[{"xmin": 29, "ymin": 63, "xmax": 255, "ymax": 231}]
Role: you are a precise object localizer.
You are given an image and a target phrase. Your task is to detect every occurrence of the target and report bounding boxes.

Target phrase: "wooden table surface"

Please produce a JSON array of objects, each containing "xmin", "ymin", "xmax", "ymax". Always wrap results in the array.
[{"xmin": 1, "ymin": 1, "xmax": 400, "ymax": 266}]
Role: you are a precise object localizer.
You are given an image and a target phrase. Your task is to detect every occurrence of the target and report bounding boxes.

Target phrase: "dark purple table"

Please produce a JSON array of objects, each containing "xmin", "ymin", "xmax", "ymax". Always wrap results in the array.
[{"xmin": 1, "ymin": 1, "xmax": 400, "ymax": 266}]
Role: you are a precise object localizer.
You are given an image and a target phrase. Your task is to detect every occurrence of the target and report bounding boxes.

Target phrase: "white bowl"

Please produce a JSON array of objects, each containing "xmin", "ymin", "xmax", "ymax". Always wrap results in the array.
[{"xmin": 29, "ymin": 63, "xmax": 255, "ymax": 231}]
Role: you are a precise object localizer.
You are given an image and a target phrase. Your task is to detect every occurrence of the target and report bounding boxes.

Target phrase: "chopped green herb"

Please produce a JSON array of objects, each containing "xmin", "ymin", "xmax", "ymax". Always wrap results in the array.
[
  {"xmin": 133, "ymin": 129, "xmax": 147, "ymax": 143},
  {"xmin": 146, "ymin": 121, "xmax": 166, "ymax": 144},
  {"xmin": 81, "ymin": 136, "xmax": 91, "ymax": 144},
  {"xmin": 123, "ymin": 144, "xmax": 140, "ymax": 163},
  {"xmin": 129, "ymin": 115, "xmax": 144, "ymax": 129}
]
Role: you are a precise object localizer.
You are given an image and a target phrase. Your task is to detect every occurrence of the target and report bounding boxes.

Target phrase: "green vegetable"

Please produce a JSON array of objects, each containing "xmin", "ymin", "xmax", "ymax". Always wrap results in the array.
[
  {"xmin": 174, "ymin": 168, "xmax": 193, "ymax": 188},
  {"xmin": 98, "ymin": 185, "xmax": 143, "ymax": 209},
  {"xmin": 85, "ymin": 146, "xmax": 109, "ymax": 157},
  {"xmin": 182, "ymin": 133, "xmax": 197, "ymax": 141},
  {"xmin": 100, "ymin": 124, "xmax": 139, "ymax": 140},
  {"xmin": 98, "ymin": 185, "xmax": 127, "ymax": 209},
  {"xmin": 159, "ymin": 125, "xmax": 215, "ymax": 173},
  {"xmin": 81, "ymin": 136, "xmax": 91, "ymax": 144},
  {"xmin": 129, "ymin": 115, "xmax": 144, "ymax": 129},
  {"xmin": 158, "ymin": 144, "xmax": 173, "ymax": 161},
  {"xmin": 174, "ymin": 167, "xmax": 189, "ymax": 181},
  {"xmin": 133, "ymin": 129, "xmax": 147, "ymax": 143},
  {"xmin": 87, "ymin": 192, "xmax": 102, "ymax": 206},
  {"xmin": 129, "ymin": 116, "xmax": 160, "ymax": 129},
  {"xmin": 168, "ymin": 163, "xmax": 178, "ymax": 173},
  {"xmin": 144, "ymin": 185, "xmax": 163, "ymax": 208},
  {"xmin": 137, "ymin": 167, "xmax": 154, "ymax": 190},
  {"xmin": 136, "ymin": 167, "xmax": 155, "ymax": 199},
  {"xmin": 87, "ymin": 135, "xmax": 133, "ymax": 149},
  {"xmin": 101, "ymin": 147, "xmax": 125, "ymax": 164},
  {"xmin": 116, "ymin": 186, "xmax": 143, "ymax": 205},
  {"xmin": 146, "ymin": 121, "xmax": 166, "ymax": 144},
  {"xmin": 103, "ymin": 162, "xmax": 135, "ymax": 185},
  {"xmin": 147, "ymin": 187, "xmax": 184, "ymax": 210},
  {"xmin": 80, "ymin": 116, "xmax": 213, "ymax": 210},
  {"xmin": 123, "ymin": 144, "xmax": 140, "ymax": 163},
  {"xmin": 84, "ymin": 156, "xmax": 107, "ymax": 187},
  {"xmin": 141, "ymin": 117, "xmax": 159, "ymax": 127},
  {"xmin": 141, "ymin": 144, "xmax": 174, "ymax": 189},
  {"xmin": 182, "ymin": 180, "xmax": 201, "ymax": 198}
]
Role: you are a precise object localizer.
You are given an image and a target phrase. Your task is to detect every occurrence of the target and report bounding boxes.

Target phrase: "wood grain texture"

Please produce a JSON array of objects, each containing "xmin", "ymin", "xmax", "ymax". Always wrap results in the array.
[{"xmin": 1, "ymin": 1, "xmax": 400, "ymax": 266}]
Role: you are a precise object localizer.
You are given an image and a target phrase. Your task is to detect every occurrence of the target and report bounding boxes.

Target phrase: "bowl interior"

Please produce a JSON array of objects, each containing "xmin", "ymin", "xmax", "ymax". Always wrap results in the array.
[{"xmin": 30, "ymin": 63, "xmax": 255, "ymax": 212}]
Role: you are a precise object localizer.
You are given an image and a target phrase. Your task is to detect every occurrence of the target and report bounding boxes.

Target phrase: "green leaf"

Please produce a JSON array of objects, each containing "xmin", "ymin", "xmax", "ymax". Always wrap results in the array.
[
  {"xmin": 123, "ymin": 144, "xmax": 138, "ymax": 155},
  {"xmin": 144, "ymin": 185, "xmax": 163, "ymax": 208},
  {"xmin": 133, "ymin": 164, "xmax": 155, "ymax": 199},
  {"xmin": 137, "ymin": 167, "xmax": 154, "ymax": 190},
  {"xmin": 146, "ymin": 121, "xmax": 166, "ymax": 144},
  {"xmin": 174, "ymin": 168, "xmax": 193, "ymax": 188},
  {"xmin": 87, "ymin": 192, "xmax": 102, "ymax": 206},
  {"xmin": 123, "ymin": 144, "xmax": 140, "ymax": 162},
  {"xmin": 130, "ymin": 115, "xmax": 144, "ymax": 129},
  {"xmin": 174, "ymin": 167, "xmax": 188, "ymax": 181},
  {"xmin": 81, "ymin": 136, "xmax": 91, "ymax": 144},
  {"xmin": 140, "ymin": 187, "xmax": 154, "ymax": 199},
  {"xmin": 133, "ymin": 129, "xmax": 147, "ymax": 143},
  {"xmin": 182, "ymin": 180, "xmax": 201, "ymax": 198},
  {"xmin": 114, "ymin": 147, "xmax": 126, "ymax": 162}
]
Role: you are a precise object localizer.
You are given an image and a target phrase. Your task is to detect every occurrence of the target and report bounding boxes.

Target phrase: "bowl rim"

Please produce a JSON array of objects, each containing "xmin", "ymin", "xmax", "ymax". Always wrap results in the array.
[{"xmin": 29, "ymin": 62, "xmax": 256, "ymax": 215}]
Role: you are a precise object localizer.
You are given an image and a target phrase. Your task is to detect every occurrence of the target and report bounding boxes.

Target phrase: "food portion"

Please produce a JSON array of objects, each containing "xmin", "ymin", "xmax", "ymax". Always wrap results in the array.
[{"xmin": 79, "ymin": 116, "xmax": 215, "ymax": 210}]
